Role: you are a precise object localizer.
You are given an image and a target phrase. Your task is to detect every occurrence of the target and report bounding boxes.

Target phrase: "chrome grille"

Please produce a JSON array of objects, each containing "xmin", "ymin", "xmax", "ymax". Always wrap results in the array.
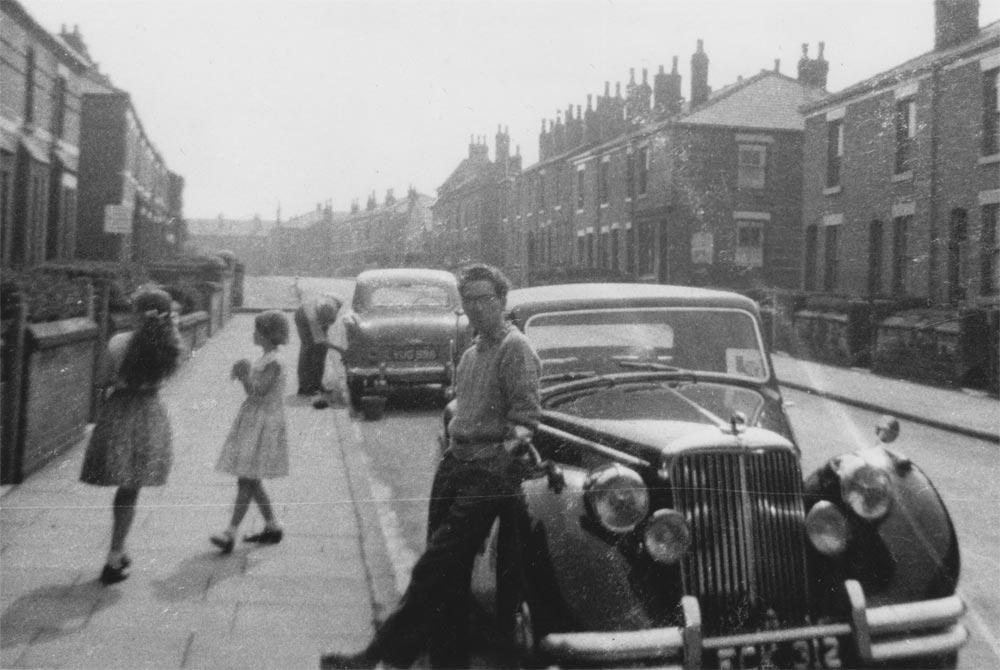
[{"xmin": 671, "ymin": 449, "xmax": 809, "ymax": 635}]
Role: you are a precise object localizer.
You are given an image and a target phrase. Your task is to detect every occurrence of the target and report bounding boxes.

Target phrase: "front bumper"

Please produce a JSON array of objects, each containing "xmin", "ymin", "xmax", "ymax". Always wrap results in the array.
[{"xmin": 540, "ymin": 579, "xmax": 966, "ymax": 668}]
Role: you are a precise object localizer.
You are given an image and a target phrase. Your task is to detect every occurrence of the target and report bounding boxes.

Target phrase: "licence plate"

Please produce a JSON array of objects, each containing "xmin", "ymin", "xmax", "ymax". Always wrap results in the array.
[
  {"xmin": 391, "ymin": 347, "xmax": 437, "ymax": 362},
  {"xmin": 715, "ymin": 636, "xmax": 841, "ymax": 669}
]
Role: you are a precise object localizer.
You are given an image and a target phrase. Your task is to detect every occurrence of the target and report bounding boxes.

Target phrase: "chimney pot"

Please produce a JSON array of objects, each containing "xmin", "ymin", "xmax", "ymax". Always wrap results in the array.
[
  {"xmin": 629, "ymin": 67, "xmax": 636, "ymax": 83},
  {"xmin": 801, "ymin": 43, "xmax": 809, "ymax": 57},
  {"xmin": 642, "ymin": 68, "xmax": 649, "ymax": 83},
  {"xmin": 775, "ymin": 58, "xmax": 781, "ymax": 72},
  {"xmin": 604, "ymin": 81, "xmax": 610, "ymax": 97},
  {"xmin": 818, "ymin": 41, "xmax": 825, "ymax": 58},
  {"xmin": 672, "ymin": 55, "xmax": 679, "ymax": 72}
]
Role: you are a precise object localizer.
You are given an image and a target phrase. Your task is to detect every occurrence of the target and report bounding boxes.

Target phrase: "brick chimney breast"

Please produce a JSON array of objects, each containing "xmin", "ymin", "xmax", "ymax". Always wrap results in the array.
[
  {"xmin": 690, "ymin": 39, "xmax": 710, "ymax": 109},
  {"xmin": 935, "ymin": 0, "xmax": 979, "ymax": 50}
]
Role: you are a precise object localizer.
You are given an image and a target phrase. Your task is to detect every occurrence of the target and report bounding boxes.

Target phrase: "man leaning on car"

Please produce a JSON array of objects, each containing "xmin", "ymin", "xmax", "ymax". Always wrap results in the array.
[
  {"xmin": 320, "ymin": 263, "xmax": 542, "ymax": 670},
  {"xmin": 293, "ymin": 290, "xmax": 344, "ymax": 396}
]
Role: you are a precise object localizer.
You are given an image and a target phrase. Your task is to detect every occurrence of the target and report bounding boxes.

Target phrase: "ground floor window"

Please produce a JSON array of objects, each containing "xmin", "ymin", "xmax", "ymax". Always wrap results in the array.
[
  {"xmin": 823, "ymin": 224, "xmax": 839, "ymax": 292},
  {"xmin": 804, "ymin": 225, "xmax": 817, "ymax": 291},
  {"xmin": 982, "ymin": 204, "xmax": 999, "ymax": 295},
  {"xmin": 735, "ymin": 220, "xmax": 764, "ymax": 268},
  {"xmin": 892, "ymin": 216, "xmax": 911, "ymax": 295}
]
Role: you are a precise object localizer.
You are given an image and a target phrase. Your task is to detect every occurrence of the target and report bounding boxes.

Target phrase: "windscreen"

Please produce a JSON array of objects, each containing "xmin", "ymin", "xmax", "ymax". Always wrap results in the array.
[
  {"xmin": 523, "ymin": 308, "xmax": 767, "ymax": 380},
  {"xmin": 354, "ymin": 282, "xmax": 456, "ymax": 310}
]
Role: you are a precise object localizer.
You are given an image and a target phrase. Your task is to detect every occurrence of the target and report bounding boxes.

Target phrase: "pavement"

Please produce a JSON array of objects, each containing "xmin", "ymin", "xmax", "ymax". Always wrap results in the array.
[{"xmin": 0, "ymin": 315, "xmax": 996, "ymax": 669}]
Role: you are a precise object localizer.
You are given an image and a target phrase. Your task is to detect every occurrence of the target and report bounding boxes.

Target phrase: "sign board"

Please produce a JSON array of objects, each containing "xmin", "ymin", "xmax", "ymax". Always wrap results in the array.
[
  {"xmin": 103, "ymin": 204, "xmax": 134, "ymax": 235},
  {"xmin": 691, "ymin": 231, "xmax": 714, "ymax": 264}
]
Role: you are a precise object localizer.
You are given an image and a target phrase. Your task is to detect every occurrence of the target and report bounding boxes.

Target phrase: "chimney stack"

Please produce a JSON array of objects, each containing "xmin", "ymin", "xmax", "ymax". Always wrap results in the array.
[
  {"xmin": 935, "ymin": 0, "xmax": 979, "ymax": 50},
  {"xmin": 690, "ymin": 39, "xmax": 710, "ymax": 108}
]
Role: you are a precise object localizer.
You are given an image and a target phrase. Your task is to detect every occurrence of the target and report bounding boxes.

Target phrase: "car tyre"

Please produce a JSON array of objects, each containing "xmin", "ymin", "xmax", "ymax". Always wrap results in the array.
[
  {"xmin": 347, "ymin": 376, "xmax": 364, "ymax": 411},
  {"xmin": 360, "ymin": 395, "xmax": 386, "ymax": 421}
]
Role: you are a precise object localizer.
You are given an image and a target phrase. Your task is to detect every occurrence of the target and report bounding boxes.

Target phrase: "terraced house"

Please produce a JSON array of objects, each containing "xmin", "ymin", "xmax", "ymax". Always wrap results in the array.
[{"xmin": 510, "ymin": 39, "xmax": 829, "ymax": 291}]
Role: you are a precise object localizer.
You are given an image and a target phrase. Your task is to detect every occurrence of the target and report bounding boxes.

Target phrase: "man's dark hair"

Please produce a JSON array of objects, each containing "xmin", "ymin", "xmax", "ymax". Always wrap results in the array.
[{"xmin": 458, "ymin": 263, "xmax": 511, "ymax": 301}]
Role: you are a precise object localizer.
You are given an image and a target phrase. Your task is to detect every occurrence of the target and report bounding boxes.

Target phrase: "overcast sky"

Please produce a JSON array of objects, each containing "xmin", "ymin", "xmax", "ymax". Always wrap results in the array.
[{"xmin": 24, "ymin": 0, "xmax": 1000, "ymax": 221}]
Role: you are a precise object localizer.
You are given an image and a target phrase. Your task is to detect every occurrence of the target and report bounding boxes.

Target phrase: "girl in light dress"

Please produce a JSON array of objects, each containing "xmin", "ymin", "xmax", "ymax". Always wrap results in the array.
[
  {"xmin": 210, "ymin": 310, "xmax": 290, "ymax": 553},
  {"xmin": 80, "ymin": 288, "xmax": 181, "ymax": 585}
]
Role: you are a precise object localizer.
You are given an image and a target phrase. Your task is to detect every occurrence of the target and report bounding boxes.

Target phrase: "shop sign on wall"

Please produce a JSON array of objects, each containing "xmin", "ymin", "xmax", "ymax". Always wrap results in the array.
[{"xmin": 103, "ymin": 204, "xmax": 134, "ymax": 234}]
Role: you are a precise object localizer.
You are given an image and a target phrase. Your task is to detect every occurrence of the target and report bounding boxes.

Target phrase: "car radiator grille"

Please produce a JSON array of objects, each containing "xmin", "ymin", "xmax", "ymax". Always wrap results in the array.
[{"xmin": 670, "ymin": 449, "xmax": 809, "ymax": 635}]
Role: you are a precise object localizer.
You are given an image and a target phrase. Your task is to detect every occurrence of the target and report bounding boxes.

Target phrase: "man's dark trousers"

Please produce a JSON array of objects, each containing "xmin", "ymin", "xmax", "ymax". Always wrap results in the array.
[
  {"xmin": 294, "ymin": 307, "xmax": 326, "ymax": 394},
  {"xmin": 368, "ymin": 450, "xmax": 519, "ymax": 668}
]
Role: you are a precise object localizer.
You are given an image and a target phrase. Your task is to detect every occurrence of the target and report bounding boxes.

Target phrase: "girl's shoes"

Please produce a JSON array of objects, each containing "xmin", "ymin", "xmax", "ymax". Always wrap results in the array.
[
  {"xmin": 100, "ymin": 562, "xmax": 128, "ymax": 585},
  {"xmin": 244, "ymin": 527, "xmax": 283, "ymax": 544},
  {"xmin": 209, "ymin": 533, "xmax": 235, "ymax": 554}
]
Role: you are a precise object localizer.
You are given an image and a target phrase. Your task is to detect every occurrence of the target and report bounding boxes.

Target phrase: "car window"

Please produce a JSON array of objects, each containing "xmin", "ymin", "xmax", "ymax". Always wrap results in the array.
[
  {"xmin": 551, "ymin": 383, "xmax": 766, "ymax": 424},
  {"xmin": 356, "ymin": 283, "xmax": 455, "ymax": 310},
  {"xmin": 523, "ymin": 308, "xmax": 766, "ymax": 380}
]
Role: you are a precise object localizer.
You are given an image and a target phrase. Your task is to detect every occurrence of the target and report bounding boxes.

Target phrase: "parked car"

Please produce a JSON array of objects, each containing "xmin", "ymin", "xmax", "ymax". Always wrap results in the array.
[
  {"xmin": 342, "ymin": 268, "xmax": 469, "ymax": 419},
  {"xmin": 444, "ymin": 283, "xmax": 965, "ymax": 669}
]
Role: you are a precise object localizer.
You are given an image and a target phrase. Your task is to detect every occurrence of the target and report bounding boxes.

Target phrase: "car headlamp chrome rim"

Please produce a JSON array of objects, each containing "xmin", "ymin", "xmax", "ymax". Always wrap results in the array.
[
  {"xmin": 841, "ymin": 462, "xmax": 893, "ymax": 521},
  {"xmin": 643, "ymin": 509, "xmax": 691, "ymax": 564},
  {"xmin": 806, "ymin": 500, "xmax": 850, "ymax": 556},
  {"xmin": 584, "ymin": 464, "xmax": 649, "ymax": 533}
]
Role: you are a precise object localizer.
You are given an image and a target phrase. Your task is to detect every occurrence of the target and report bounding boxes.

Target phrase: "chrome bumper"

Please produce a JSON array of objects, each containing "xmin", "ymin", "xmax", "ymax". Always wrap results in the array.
[
  {"xmin": 347, "ymin": 363, "xmax": 451, "ymax": 385},
  {"xmin": 539, "ymin": 580, "xmax": 967, "ymax": 668}
]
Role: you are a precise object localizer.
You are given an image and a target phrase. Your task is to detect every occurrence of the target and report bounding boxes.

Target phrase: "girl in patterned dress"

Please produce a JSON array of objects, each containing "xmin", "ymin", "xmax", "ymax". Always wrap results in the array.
[
  {"xmin": 80, "ymin": 288, "xmax": 181, "ymax": 585},
  {"xmin": 210, "ymin": 310, "xmax": 290, "ymax": 553}
]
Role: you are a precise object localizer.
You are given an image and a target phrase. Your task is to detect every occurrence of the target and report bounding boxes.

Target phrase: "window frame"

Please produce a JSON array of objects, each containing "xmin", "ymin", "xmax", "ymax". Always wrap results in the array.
[
  {"xmin": 734, "ymin": 219, "xmax": 764, "ymax": 268},
  {"xmin": 895, "ymin": 97, "xmax": 916, "ymax": 174},
  {"xmin": 737, "ymin": 144, "xmax": 767, "ymax": 190},
  {"xmin": 826, "ymin": 120, "xmax": 843, "ymax": 187}
]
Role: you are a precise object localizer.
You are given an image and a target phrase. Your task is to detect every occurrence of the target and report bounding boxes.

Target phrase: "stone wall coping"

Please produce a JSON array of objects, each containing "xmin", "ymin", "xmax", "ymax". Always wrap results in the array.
[
  {"xmin": 178, "ymin": 310, "xmax": 210, "ymax": 327},
  {"xmin": 793, "ymin": 309, "xmax": 848, "ymax": 323},
  {"xmin": 26, "ymin": 317, "xmax": 99, "ymax": 350}
]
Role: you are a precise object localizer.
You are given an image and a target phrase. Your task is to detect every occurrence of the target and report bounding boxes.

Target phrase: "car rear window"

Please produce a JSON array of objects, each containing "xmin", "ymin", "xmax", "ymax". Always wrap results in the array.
[
  {"xmin": 356, "ymin": 282, "xmax": 455, "ymax": 310},
  {"xmin": 523, "ymin": 308, "xmax": 766, "ymax": 380}
]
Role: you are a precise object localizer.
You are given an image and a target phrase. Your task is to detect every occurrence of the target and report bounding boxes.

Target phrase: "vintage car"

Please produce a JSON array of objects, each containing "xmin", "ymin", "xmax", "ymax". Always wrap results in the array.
[
  {"xmin": 447, "ymin": 283, "xmax": 965, "ymax": 669},
  {"xmin": 342, "ymin": 268, "xmax": 469, "ymax": 419}
]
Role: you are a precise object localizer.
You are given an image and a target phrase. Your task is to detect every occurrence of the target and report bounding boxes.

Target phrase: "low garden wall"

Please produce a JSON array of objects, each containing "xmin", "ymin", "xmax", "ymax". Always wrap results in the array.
[
  {"xmin": 178, "ymin": 311, "xmax": 211, "ymax": 358},
  {"xmin": 19, "ymin": 317, "xmax": 98, "ymax": 479}
]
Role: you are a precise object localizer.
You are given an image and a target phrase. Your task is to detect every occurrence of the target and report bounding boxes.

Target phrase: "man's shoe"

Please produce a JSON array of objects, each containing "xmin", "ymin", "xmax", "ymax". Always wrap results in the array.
[
  {"xmin": 99, "ymin": 563, "xmax": 128, "ymax": 585},
  {"xmin": 318, "ymin": 650, "xmax": 376, "ymax": 670},
  {"xmin": 209, "ymin": 533, "xmax": 235, "ymax": 554},
  {"xmin": 244, "ymin": 528, "xmax": 283, "ymax": 544}
]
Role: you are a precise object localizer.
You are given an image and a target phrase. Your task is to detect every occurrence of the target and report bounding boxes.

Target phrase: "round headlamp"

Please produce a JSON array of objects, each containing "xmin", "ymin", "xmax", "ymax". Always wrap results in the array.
[
  {"xmin": 584, "ymin": 464, "xmax": 649, "ymax": 533},
  {"xmin": 643, "ymin": 509, "xmax": 691, "ymax": 564},
  {"xmin": 806, "ymin": 500, "xmax": 849, "ymax": 556},
  {"xmin": 841, "ymin": 463, "xmax": 893, "ymax": 521}
]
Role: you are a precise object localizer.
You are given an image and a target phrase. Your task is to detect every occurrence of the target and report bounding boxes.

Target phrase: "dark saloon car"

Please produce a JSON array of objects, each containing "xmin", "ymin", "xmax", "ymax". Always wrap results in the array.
[
  {"xmin": 453, "ymin": 283, "xmax": 966, "ymax": 669},
  {"xmin": 342, "ymin": 268, "xmax": 469, "ymax": 418}
]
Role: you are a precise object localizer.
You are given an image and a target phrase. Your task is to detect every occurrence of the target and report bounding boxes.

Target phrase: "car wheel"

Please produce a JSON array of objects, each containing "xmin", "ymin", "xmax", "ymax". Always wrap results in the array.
[
  {"xmin": 360, "ymin": 395, "xmax": 386, "ymax": 421},
  {"xmin": 347, "ymin": 377, "xmax": 364, "ymax": 410}
]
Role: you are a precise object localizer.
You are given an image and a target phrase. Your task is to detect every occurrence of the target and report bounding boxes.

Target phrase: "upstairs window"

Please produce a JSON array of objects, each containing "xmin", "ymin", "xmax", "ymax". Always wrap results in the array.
[
  {"xmin": 826, "ymin": 120, "xmax": 843, "ymax": 187},
  {"xmin": 737, "ymin": 144, "xmax": 767, "ymax": 189},
  {"xmin": 24, "ymin": 48, "xmax": 36, "ymax": 123},
  {"xmin": 636, "ymin": 147, "xmax": 648, "ymax": 195},
  {"xmin": 804, "ymin": 225, "xmax": 818, "ymax": 291},
  {"xmin": 984, "ymin": 68, "xmax": 999, "ymax": 156},
  {"xmin": 895, "ymin": 98, "xmax": 916, "ymax": 174},
  {"xmin": 735, "ymin": 220, "xmax": 764, "ymax": 267},
  {"xmin": 51, "ymin": 76, "xmax": 67, "ymax": 139},
  {"xmin": 598, "ymin": 159, "xmax": 609, "ymax": 205},
  {"xmin": 626, "ymin": 153, "xmax": 635, "ymax": 199},
  {"xmin": 536, "ymin": 175, "xmax": 545, "ymax": 212},
  {"xmin": 576, "ymin": 168, "xmax": 585, "ymax": 210},
  {"xmin": 868, "ymin": 220, "xmax": 884, "ymax": 296}
]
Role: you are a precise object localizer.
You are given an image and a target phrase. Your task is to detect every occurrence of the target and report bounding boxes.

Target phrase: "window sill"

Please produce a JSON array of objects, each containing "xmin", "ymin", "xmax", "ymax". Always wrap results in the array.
[
  {"xmin": 823, "ymin": 185, "xmax": 842, "ymax": 196},
  {"xmin": 599, "ymin": 203, "xmax": 609, "ymax": 210},
  {"xmin": 554, "ymin": 205, "xmax": 562, "ymax": 211},
  {"xmin": 892, "ymin": 171, "xmax": 913, "ymax": 183},
  {"xmin": 576, "ymin": 208, "xmax": 585, "ymax": 214},
  {"xmin": 979, "ymin": 153, "xmax": 1000, "ymax": 166}
]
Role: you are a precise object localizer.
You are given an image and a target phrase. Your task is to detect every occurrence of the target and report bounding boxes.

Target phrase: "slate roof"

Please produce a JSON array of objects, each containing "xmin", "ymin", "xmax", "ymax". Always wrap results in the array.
[
  {"xmin": 679, "ymin": 71, "xmax": 828, "ymax": 131},
  {"xmin": 802, "ymin": 20, "xmax": 1000, "ymax": 114}
]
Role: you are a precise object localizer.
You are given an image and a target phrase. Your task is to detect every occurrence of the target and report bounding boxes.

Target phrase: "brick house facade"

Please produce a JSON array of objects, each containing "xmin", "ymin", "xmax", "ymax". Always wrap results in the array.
[
  {"xmin": 431, "ymin": 131, "xmax": 521, "ymax": 279},
  {"xmin": 801, "ymin": 2, "xmax": 999, "ymax": 308},
  {"xmin": 511, "ymin": 42, "xmax": 827, "ymax": 291},
  {"xmin": 331, "ymin": 188, "xmax": 435, "ymax": 274},
  {"xmin": 0, "ymin": 0, "xmax": 89, "ymax": 268}
]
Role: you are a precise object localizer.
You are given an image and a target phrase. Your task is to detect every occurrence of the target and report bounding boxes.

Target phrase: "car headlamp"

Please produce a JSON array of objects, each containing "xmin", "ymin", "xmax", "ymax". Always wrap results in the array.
[
  {"xmin": 643, "ymin": 509, "xmax": 691, "ymax": 564},
  {"xmin": 584, "ymin": 464, "xmax": 649, "ymax": 533},
  {"xmin": 805, "ymin": 500, "xmax": 849, "ymax": 556},
  {"xmin": 840, "ymin": 461, "xmax": 893, "ymax": 521}
]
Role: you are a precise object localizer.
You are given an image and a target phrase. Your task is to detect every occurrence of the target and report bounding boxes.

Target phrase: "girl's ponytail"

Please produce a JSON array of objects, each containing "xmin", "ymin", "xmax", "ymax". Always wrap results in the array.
[{"xmin": 120, "ymin": 288, "xmax": 181, "ymax": 387}]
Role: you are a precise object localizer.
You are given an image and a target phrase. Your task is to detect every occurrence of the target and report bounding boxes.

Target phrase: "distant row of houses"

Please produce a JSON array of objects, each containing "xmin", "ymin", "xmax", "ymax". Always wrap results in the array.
[
  {"xmin": 190, "ymin": 0, "xmax": 997, "ymax": 315},
  {"xmin": 1, "ymin": 0, "xmax": 184, "ymax": 272}
]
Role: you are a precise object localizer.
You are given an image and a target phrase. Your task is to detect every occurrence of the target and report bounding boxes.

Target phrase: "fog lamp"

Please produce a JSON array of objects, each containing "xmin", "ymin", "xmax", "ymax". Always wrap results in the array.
[
  {"xmin": 643, "ymin": 509, "xmax": 691, "ymax": 564},
  {"xmin": 841, "ymin": 463, "xmax": 893, "ymax": 521},
  {"xmin": 584, "ymin": 464, "xmax": 649, "ymax": 533},
  {"xmin": 806, "ymin": 500, "xmax": 849, "ymax": 556}
]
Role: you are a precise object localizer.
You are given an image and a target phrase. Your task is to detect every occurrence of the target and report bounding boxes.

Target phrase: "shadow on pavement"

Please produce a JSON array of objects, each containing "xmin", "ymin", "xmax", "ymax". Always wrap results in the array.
[
  {"xmin": 0, "ymin": 580, "xmax": 121, "ymax": 650},
  {"xmin": 149, "ymin": 550, "xmax": 247, "ymax": 602}
]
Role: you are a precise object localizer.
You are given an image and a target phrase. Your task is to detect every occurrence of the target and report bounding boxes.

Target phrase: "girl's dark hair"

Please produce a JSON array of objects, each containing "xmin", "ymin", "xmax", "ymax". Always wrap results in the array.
[
  {"xmin": 458, "ymin": 263, "xmax": 511, "ymax": 301},
  {"xmin": 120, "ymin": 288, "xmax": 181, "ymax": 387},
  {"xmin": 255, "ymin": 310, "xmax": 290, "ymax": 346}
]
